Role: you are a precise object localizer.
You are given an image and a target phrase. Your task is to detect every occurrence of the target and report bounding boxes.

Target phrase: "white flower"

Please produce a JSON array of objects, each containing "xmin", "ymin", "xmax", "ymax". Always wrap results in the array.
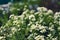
[
  {"xmin": 27, "ymin": 23, "xmax": 31, "ymax": 26},
  {"xmin": 20, "ymin": 15, "xmax": 25, "ymax": 20},
  {"xmin": 11, "ymin": 27, "xmax": 17, "ymax": 34},
  {"xmin": 29, "ymin": 21, "xmax": 33, "ymax": 26},
  {"xmin": 40, "ymin": 28, "xmax": 46, "ymax": 33},
  {"xmin": 18, "ymin": 28, "xmax": 21, "ymax": 31},
  {"xmin": 30, "ymin": 10, "xmax": 35, "ymax": 14},
  {"xmin": 39, "ymin": 19, "xmax": 43, "ymax": 23},
  {"xmin": 24, "ymin": 5, "xmax": 27, "ymax": 8},
  {"xmin": 14, "ymin": 16, "xmax": 18, "ymax": 20},
  {"xmin": 11, "ymin": 27, "xmax": 17, "ymax": 31},
  {"xmin": 34, "ymin": 12, "xmax": 39, "ymax": 15},
  {"xmin": 7, "ymin": 33, "xmax": 13, "ymax": 37},
  {"xmin": 47, "ymin": 34, "xmax": 52, "ymax": 37},
  {"xmin": 9, "ymin": 34, "xmax": 12, "ymax": 37},
  {"xmin": 47, "ymin": 9, "xmax": 53, "ymax": 14},
  {"xmin": 30, "ymin": 24, "xmax": 39, "ymax": 32},
  {"xmin": 52, "ymin": 37, "xmax": 57, "ymax": 40},
  {"xmin": 41, "ymin": 7, "xmax": 47, "ymax": 11},
  {"xmin": 5, "ymin": 23, "xmax": 9, "ymax": 27},
  {"xmin": 9, "ymin": 14, "xmax": 14, "ymax": 19},
  {"xmin": 29, "ymin": 15, "xmax": 36, "ymax": 21},
  {"xmin": 35, "ymin": 35, "xmax": 45, "ymax": 40},
  {"xmin": 37, "ymin": 7, "xmax": 47, "ymax": 12},
  {"xmin": 37, "ymin": 7, "xmax": 41, "ymax": 11},
  {"xmin": 58, "ymin": 27, "xmax": 60, "ymax": 31},
  {"xmin": 17, "ymin": 25, "xmax": 20, "ymax": 27},
  {"xmin": 49, "ymin": 25, "xmax": 54, "ymax": 31},
  {"xmin": 54, "ymin": 12, "xmax": 60, "ymax": 19},
  {"xmin": 0, "ymin": 36, "xmax": 5, "ymax": 40},
  {"xmin": 39, "ymin": 26, "xmax": 47, "ymax": 30},
  {"xmin": 17, "ymin": 9, "xmax": 20, "ymax": 11},
  {"xmin": 23, "ymin": 9, "xmax": 29, "ymax": 15},
  {"xmin": 13, "ymin": 20, "xmax": 19, "ymax": 25},
  {"xmin": 27, "ymin": 34, "xmax": 33, "ymax": 39},
  {"xmin": 29, "ymin": 15, "xmax": 35, "ymax": 19},
  {"xmin": 30, "ymin": 24, "xmax": 37, "ymax": 30}
]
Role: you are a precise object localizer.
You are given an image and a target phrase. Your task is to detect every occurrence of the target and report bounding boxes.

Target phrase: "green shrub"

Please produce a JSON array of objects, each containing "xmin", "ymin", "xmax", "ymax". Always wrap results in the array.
[{"xmin": 0, "ymin": 7, "xmax": 60, "ymax": 40}]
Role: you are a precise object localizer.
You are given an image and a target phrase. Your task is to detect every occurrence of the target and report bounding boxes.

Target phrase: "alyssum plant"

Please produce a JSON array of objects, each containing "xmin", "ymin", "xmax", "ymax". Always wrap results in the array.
[{"xmin": 0, "ymin": 7, "xmax": 60, "ymax": 40}]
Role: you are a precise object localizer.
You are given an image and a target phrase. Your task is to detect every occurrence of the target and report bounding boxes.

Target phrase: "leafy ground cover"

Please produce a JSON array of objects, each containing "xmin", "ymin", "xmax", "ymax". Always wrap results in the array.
[{"xmin": 0, "ymin": 7, "xmax": 60, "ymax": 40}]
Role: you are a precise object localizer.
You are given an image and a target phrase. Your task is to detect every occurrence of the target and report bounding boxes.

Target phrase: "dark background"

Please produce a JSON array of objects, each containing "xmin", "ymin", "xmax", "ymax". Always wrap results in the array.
[{"xmin": 0, "ymin": 0, "xmax": 11, "ymax": 5}]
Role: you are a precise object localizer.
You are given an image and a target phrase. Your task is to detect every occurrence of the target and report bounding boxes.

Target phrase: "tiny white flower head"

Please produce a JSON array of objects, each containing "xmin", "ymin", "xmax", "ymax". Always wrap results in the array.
[
  {"xmin": 9, "ymin": 14, "xmax": 14, "ymax": 19},
  {"xmin": 39, "ymin": 25, "xmax": 47, "ymax": 30},
  {"xmin": 49, "ymin": 25, "xmax": 54, "ymax": 31},
  {"xmin": 23, "ymin": 9, "xmax": 29, "ymax": 15},
  {"xmin": 11, "ymin": 27, "xmax": 17, "ymax": 31},
  {"xmin": 30, "ymin": 24, "xmax": 37, "ymax": 30},
  {"xmin": 9, "ymin": 33, "xmax": 13, "ymax": 37},
  {"xmin": 0, "ymin": 36, "xmax": 5, "ymax": 40},
  {"xmin": 58, "ymin": 27, "xmax": 60, "ymax": 31},
  {"xmin": 30, "ymin": 10, "xmax": 35, "ymax": 14},
  {"xmin": 13, "ymin": 20, "xmax": 19, "ymax": 25},
  {"xmin": 41, "ymin": 7, "xmax": 47, "ymax": 12},
  {"xmin": 27, "ymin": 34, "xmax": 33, "ymax": 39},
  {"xmin": 40, "ymin": 28, "xmax": 46, "ymax": 33},
  {"xmin": 29, "ymin": 15, "xmax": 36, "ymax": 21},
  {"xmin": 14, "ymin": 16, "xmax": 18, "ymax": 20},
  {"xmin": 17, "ymin": 9, "xmax": 20, "ymax": 11},
  {"xmin": 34, "ymin": 12, "xmax": 39, "ymax": 15},
  {"xmin": 17, "ymin": 25, "xmax": 20, "ymax": 27},
  {"xmin": 37, "ymin": 7, "xmax": 47, "ymax": 12},
  {"xmin": 35, "ymin": 35, "xmax": 45, "ymax": 40},
  {"xmin": 20, "ymin": 15, "xmax": 25, "ymax": 20},
  {"xmin": 47, "ymin": 9, "xmax": 53, "ymax": 14},
  {"xmin": 47, "ymin": 34, "xmax": 52, "ymax": 37},
  {"xmin": 11, "ymin": 27, "xmax": 17, "ymax": 34},
  {"xmin": 18, "ymin": 28, "xmax": 21, "ymax": 31},
  {"xmin": 24, "ymin": 5, "xmax": 27, "ymax": 8},
  {"xmin": 37, "ymin": 7, "xmax": 41, "ymax": 11},
  {"xmin": 54, "ymin": 12, "xmax": 60, "ymax": 19},
  {"xmin": 52, "ymin": 37, "xmax": 57, "ymax": 40}
]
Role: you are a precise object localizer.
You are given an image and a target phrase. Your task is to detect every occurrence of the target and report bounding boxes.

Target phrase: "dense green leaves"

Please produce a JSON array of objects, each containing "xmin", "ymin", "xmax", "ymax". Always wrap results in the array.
[{"xmin": 0, "ymin": 7, "xmax": 60, "ymax": 40}]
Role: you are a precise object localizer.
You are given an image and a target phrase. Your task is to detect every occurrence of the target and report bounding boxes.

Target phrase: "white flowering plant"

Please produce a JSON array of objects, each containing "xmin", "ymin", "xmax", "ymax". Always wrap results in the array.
[{"xmin": 0, "ymin": 7, "xmax": 60, "ymax": 40}]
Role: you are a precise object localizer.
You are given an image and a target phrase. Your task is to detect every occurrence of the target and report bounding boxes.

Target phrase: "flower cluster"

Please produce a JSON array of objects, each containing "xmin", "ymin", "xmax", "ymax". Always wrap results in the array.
[{"xmin": 0, "ymin": 7, "xmax": 60, "ymax": 40}]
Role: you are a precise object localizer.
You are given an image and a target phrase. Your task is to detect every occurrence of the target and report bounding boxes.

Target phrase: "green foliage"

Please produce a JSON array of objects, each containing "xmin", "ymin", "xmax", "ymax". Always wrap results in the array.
[
  {"xmin": 0, "ymin": 7, "xmax": 60, "ymax": 40},
  {"xmin": 0, "ymin": 10, "xmax": 9, "ymax": 26}
]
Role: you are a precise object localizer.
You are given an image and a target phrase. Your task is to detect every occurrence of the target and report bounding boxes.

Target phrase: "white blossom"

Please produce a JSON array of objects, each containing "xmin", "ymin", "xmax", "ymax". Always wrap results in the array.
[
  {"xmin": 29, "ymin": 15, "xmax": 36, "ymax": 21},
  {"xmin": 0, "ymin": 36, "xmax": 5, "ymax": 40},
  {"xmin": 37, "ymin": 7, "xmax": 47, "ymax": 12},
  {"xmin": 47, "ymin": 9, "xmax": 53, "ymax": 14},
  {"xmin": 54, "ymin": 12, "xmax": 60, "ymax": 19},
  {"xmin": 35, "ymin": 35, "xmax": 45, "ymax": 40},
  {"xmin": 11, "ymin": 27, "xmax": 17, "ymax": 34},
  {"xmin": 52, "ymin": 37, "xmax": 57, "ymax": 40},
  {"xmin": 49, "ymin": 25, "xmax": 54, "ymax": 31},
  {"xmin": 40, "ymin": 28, "xmax": 47, "ymax": 33},
  {"xmin": 9, "ymin": 14, "xmax": 14, "ymax": 19},
  {"xmin": 47, "ymin": 34, "xmax": 52, "ymax": 37},
  {"xmin": 30, "ymin": 24, "xmax": 37, "ymax": 30},
  {"xmin": 30, "ymin": 10, "xmax": 35, "ymax": 14}
]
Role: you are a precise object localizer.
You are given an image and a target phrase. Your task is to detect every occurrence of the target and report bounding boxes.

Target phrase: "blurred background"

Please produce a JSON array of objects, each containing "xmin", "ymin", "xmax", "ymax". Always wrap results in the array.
[{"xmin": 0, "ymin": 0, "xmax": 60, "ymax": 12}]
